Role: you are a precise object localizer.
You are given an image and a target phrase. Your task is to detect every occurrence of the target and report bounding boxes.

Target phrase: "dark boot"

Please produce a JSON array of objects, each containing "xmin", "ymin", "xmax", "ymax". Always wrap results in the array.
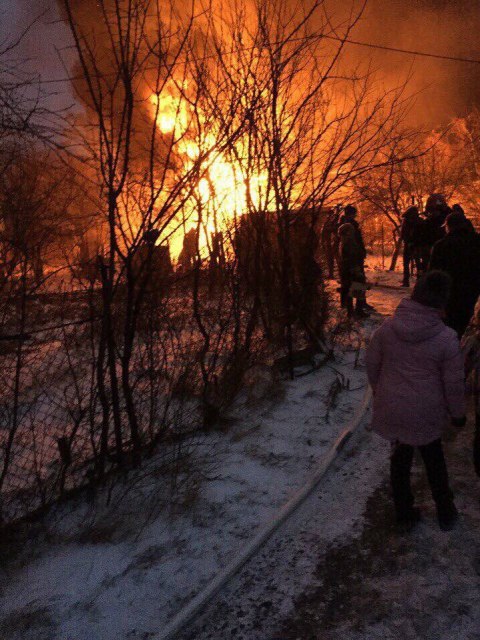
[
  {"xmin": 396, "ymin": 507, "xmax": 422, "ymax": 533},
  {"xmin": 354, "ymin": 295, "xmax": 370, "ymax": 318},
  {"xmin": 436, "ymin": 500, "xmax": 458, "ymax": 532}
]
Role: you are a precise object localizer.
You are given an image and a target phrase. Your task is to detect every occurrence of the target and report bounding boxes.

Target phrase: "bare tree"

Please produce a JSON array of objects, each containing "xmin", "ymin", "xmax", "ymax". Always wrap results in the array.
[
  {"xmin": 60, "ymin": 0, "xmax": 254, "ymax": 459},
  {"xmin": 193, "ymin": 0, "xmax": 414, "ymax": 375},
  {"xmin": 356, "ymin": 127, "xmax": 470, "ymax": 269}
]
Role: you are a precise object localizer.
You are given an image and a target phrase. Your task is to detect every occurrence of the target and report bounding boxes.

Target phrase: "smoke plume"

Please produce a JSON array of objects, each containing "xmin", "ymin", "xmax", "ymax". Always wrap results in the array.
[
  {"xmin": 5, "ymin": 0, "xmax": 480, "ymax": 127},
  {"xmin": 349, "ymin": 0, "xmax": 480, "ymax": 125}
]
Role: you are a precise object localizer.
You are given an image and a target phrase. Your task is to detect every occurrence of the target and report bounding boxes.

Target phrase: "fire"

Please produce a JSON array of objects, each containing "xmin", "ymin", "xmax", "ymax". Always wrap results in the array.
[
  {"xmin": 150, "ymin": 90, "xmax": 189, "ymax": 138},
  {"xmin": 149, "ymin": 88, "xmax": 268, "ymax": 259}
]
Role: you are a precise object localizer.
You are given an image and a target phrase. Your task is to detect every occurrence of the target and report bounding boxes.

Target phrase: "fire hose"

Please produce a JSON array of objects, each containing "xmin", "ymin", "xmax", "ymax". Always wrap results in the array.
[{"xmin": 154, "ymin": 386, "xmax": 372, "ymax": 640}]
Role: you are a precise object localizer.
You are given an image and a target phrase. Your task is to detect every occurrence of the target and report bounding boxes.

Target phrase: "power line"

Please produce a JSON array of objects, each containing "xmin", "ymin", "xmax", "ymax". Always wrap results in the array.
[
  {"xmin": 324, "ymin": 34, "xmax": 480, "ymax": 65},
  {"xmin": 17, "ymin": 31, "xmax": 480, "ymax": 88}
]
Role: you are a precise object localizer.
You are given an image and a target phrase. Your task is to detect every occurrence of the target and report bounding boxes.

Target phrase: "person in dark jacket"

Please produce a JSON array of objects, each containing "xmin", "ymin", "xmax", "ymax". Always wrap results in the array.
[
  {"xmin": 424, "ymin": 194, "xmax": 450, "ymax": 241},
  {"xmin": 338, "ymin": 205, "xmax": 375, "ymax": 313},
  {"xmin": 338, "ymin": 222, "xmax": 368, "ymax": 318},
  {"xmin": 400, "ymin": 205, "xmax": 422, "ymax": 287},
  {"xmin": 452, "ymin": 203, "xmax": 475, "ymax": 232},
  {"xmin": 429, "ymin": 210, "xmax": 480, "ymax": 337},
  {"xmin": 338, "ymin": 204, "xmax": 367, "ymax": 261},
  {"xmin": 418, "ymin": 194, "xmax": 448, "ymax": 262}
]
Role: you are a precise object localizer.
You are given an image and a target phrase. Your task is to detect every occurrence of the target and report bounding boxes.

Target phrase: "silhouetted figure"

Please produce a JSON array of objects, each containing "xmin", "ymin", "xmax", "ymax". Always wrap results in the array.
[
  {"xmin": 452, "ymin": 203, "xmax": 475, "ymax": 232},
  {"xmin": 400, "ymin": 206, "xmax": 422, "ymax": 287},
  {"xmin": 338, "ymin": 204, "xmax": 367, "ymax": 261},
  {"xmin": 429, "ymin": 210, "xmax": 480, "ymax": 337},
  {"xmin": 320, "ymin": 207, "xmax": 341, "ymax": 279},
  {"xmin": 133, "ymin": 229, "xmax": 173, "ymax": 286},
  {"xmin": 338, "ymin": 222, "xmax": 368, "ymax": 318},
  {"xmin": 338, "ymin": 204, "xmax": 373, "ymax": 314},
  {"xmin": 178, "ymin": 228, "xmax": 199, "ymax": 273},
  {"xmin": 210, "ymin": 231, "xmax": 225, "ymax": 269},
  {"xmin": 424, "ymin": 193, "xmax": 450, "ymax": 247},
  {"xmin": 413, "ymin": 194, "xmax": 450, "ymax": 272}
]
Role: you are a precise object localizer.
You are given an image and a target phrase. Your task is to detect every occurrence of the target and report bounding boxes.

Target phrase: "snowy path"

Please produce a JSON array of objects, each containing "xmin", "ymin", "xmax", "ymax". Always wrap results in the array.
[
  {"xmin": 168, "ymin": 270, "xmax": 406, "ymax": 639},
  {"xmin": 277, "ymin": 418, "xmax": 480, "ymax": 640}
]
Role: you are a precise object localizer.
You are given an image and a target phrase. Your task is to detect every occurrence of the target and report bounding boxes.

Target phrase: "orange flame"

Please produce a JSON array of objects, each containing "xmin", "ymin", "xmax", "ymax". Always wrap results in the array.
[{"xmin": 150, "ymin": 88, "xmax": 268, "ymax": 258}]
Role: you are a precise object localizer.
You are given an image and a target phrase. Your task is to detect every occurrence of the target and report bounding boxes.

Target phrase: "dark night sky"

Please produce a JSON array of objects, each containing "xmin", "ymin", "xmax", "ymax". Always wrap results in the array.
[
  {"xmin": 0, "ymin": 0, "xmax": 74, "ymax": 109},
  {"xmin": 1, "ymin": 0, "xmax": 480, "ymax": 124}
]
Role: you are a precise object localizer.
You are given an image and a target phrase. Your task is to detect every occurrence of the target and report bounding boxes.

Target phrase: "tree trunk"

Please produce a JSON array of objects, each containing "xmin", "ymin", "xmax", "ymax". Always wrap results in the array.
[
  {"xmin": 121, "ymin": 260, "xmax": 141, "ymax": 465},
  {"xmin": 389, "ymin": 230, "xmax": 402, "ymax": 271},
  {"xmin": 100, "ymin": 210, "xmax": 124, "ymax": 468}
]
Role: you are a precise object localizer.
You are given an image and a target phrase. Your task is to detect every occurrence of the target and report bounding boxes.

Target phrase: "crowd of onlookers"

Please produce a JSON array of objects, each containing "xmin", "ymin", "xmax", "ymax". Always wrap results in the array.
[
  {"xmin": 320, "ymin": 195, "xmax": 480, "ymax": 533},
  {"xmin": 321, "ymin": 195, "xmax": 480, "ymax": 334}
]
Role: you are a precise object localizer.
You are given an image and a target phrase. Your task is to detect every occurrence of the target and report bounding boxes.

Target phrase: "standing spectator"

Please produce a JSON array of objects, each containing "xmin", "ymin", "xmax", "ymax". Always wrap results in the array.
[
  {"xmin": 338, "ymin": 205, "xmax": 366, "ymax": 260},
  {"xmin": 178, "ymin": 227, "xmax": 199, "ymax": 272},
  {"xmin": 424, "ymin": 193, "xmax": 450, "ymax": 244},
  {"xmin": 338, "ymin": 222, "xmax": 368, "ymax": 318},
  {"xmin": 338, "ymin": 204, "xmax": 374, "ymax": 313},
  {"xmin": 429, "ymin": 210, "xmax": 480, "ymax": 337},
  {"xmin": 416, "ymin": 194, "xmax": 451, "ymax": 271},
  {"xmin": 452, "ymin": 204, "xmax": 475, "ymax": 232},
  {"xmin": 400, "ymin": 205, "xmax": 422, "ymax": 287},
  {"xmin": 366, "ymin": 270, "xmax": 466, "ymax": 531},
  {"xmin": 320, "ymin": 207, "xmax": 341, "ymax": 279}
]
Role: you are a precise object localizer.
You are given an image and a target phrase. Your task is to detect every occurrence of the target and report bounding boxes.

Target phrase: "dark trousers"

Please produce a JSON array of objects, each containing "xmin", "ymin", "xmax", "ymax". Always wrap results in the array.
[
  {"xmin": 390, "ymin": 439, "xmax": 453, "ymax": 519},
  {"xmin": 340, "ymin": 277, "xmax": 353, "ymax": 315},
  {"xmin": 402, "ymin": 245, "xmax": 421, "ymax": 286},
  {"xmin": 402, "ymin": 246, "xmax": 412, "ymax": 286},
  {"xmin": 339, "ymin": 280, "xmax": 366, "ymax": 316}
]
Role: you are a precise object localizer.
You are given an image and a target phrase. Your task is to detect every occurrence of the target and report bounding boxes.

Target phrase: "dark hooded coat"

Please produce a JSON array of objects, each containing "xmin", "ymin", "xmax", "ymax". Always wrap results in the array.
[{"xmin": 429, "ymin": 227, "xmax": 480, "ymax": 336}]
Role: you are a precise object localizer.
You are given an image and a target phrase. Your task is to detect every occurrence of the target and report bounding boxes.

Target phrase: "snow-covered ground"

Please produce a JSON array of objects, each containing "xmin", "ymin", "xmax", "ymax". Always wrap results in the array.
[
  {"xmin": 179, "ymin": 401, "xmax": 480, "ymax": 640},
  {"xmin": 276, "ymin": 407, "xmax": 480, "ymax": 640},
  {"xmin": 11, "ymin": 264, "xmax": 465, "ymax": 640},
  {"xmin": 0, "ymin": 278, "xmax": 391, "ymax": 640}
]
